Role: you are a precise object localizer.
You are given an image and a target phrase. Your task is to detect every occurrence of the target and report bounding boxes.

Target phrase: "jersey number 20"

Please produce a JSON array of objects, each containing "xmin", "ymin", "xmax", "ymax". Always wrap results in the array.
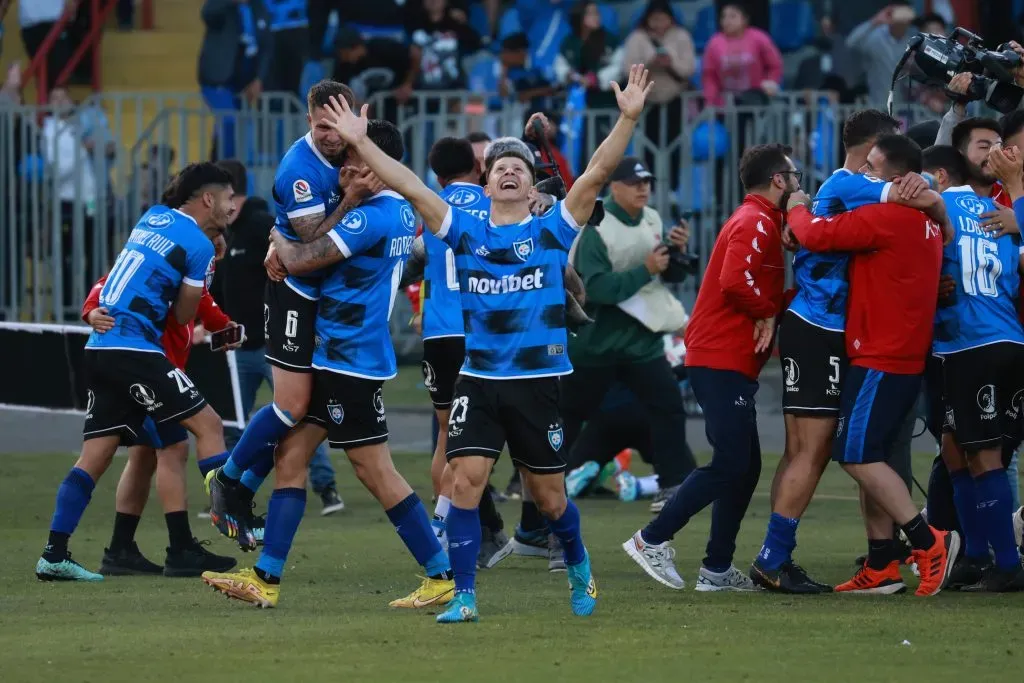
[{"xmin": 958, "ymin": 235, "xmax": 1002, "ymax": 297}]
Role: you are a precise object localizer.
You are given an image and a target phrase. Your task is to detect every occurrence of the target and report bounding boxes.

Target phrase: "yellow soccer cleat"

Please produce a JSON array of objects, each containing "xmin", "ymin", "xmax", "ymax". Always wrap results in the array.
[
  {"xmin": 388, "ymin": 575, "xmax": 455, "ymax": 609},
  {"xmin": 202, "ymin": 567, "xmax": 279, "ymax": 608}
]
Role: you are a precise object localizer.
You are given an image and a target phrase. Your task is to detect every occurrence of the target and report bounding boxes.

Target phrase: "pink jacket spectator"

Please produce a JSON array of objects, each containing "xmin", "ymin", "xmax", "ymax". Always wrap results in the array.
[{"xmin": 701, "ymin": 27, "xmax": 783, "ymax": 106}]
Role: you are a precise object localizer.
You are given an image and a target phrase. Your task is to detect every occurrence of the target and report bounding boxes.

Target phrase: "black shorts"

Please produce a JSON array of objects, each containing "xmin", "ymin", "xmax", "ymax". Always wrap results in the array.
[
  {"xmin": 422, "ymin": 336, "xmax": 465, "ymax": 409},
  {"xmin": 445, "ymin": 375, "xmax": 567, "ymax": 474},
  {"xmin": 264, "ymin": 279, "xmax": 317, "ymax": 372},
  {"xmin": 305, "ymin": 371, "xmax": 388, "ymax": 449},
  {"xmin": 779, "ymin": 310, "xmax": 847, "ymax": 416},
  {"xmin": 83, "ymin": 350, "xmax": 207, "ymax": 442},
  {"xmin": 941, "ymin": 343, "xmax": 1024, "ymax": 450}
]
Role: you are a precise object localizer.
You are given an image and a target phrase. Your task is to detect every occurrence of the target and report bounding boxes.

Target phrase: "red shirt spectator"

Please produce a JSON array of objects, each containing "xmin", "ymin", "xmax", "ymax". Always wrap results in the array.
[
  {"xmin": 685, "ymin": 194, "xmax": 786, "ymax": 379},
  {"xmin": 701, "ymin": 3, "xmax": 783, "ymax": 107},
  {"xmin": 789, "ymin": 203, "xmax": 943, "ymax": 374},
  {"xmin": 82, "ymin": 276, "xmax": 231, "ymax": 370}
]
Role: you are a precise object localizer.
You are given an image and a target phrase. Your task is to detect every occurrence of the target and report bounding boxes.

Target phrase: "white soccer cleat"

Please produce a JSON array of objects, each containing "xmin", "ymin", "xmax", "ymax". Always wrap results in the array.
[
  {"xmin": 695, "ymin": 565, "xmax": 759, "ymax": 592},
  {"xmin": 622, "ymin": 530, "xmax": 685, "ymax": 590}
]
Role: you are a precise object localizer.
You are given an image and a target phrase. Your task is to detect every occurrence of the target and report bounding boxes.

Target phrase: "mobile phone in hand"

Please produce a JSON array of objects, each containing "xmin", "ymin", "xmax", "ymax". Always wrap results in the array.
[{"xmin": 209, "ymin": 324, "xmax": 245, "ymax": 351}]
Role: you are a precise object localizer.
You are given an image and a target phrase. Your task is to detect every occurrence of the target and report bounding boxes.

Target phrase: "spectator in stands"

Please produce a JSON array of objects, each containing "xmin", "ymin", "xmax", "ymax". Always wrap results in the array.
[
  {"xmin": 331, "ymin": 26, "xmax": 416, "ymax": 104},
  {"xmin": 0, "ymin": 0, "xmax": 11, "ymax": 53},
  {"xmin": 19, "ymin": 0, "xmax": 72, "ymax": 93},
  {"xmin": 500, "ymin": 32, "xmax": 559, "ymax": 111},
  {"xmin": 406, "ymin": 0, "xmax": 482, "ymax": 93},
  {"xmin": 847, "ymin": 3, "xmax": 918, "ymax": 108},
  {"xmin": 265, "ymin": 0, "xmax": 310, "ymax": 97},
  {"xmin": 794, "ymin": 14, "xmax": 862, "ymax": 104},
  {"xmin": 701, "ymin": 2, "xmax": 783, "ymax": 107},
  {"xmin": 198, "ymin": 0, "xmax": 273, "ymax": 160},
  {"xmin": 211, "ymin": 160, "xmax": 345, "ymax": 515}
]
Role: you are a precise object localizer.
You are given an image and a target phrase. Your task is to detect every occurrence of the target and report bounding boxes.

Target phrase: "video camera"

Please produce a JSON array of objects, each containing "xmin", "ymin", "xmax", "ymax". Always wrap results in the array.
[{"xmin": 891, "ymin": 28, "xmax": 1024, "ymax": 114}]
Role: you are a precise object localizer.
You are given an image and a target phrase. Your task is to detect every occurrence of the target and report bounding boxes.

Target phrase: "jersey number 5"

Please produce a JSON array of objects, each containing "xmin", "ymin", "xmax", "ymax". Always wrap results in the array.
[{"xmin": 958, "ymin": 235, "xmax": 1002, "ymax": 297}]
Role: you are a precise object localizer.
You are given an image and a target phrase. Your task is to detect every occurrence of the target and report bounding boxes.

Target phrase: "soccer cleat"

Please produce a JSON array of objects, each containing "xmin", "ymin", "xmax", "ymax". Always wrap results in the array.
[
  {"xmin": 504, "ymin": 472, "xmax": 522, "ymax": 500},
  {"xmin": 616, "ymin": 471, "xmax": 639, "ymax": 502},
  {"xmin": 510, "ymin": 526, "xmax": 548, "ymax": 558},
  {"xmin": 649, "ymin": 484, "xmax": 680, "ymax": 513},
  {"xmin": 695, "ymin": 565, "xmax": 758, "ymax": 592},
  {"xmin": 566, "ymin": 461, "xmax": 600, "ymax": 499},
  {"xmin": 164, "ymin": 538, "xmax": 238, "ymax": 577},
  {"xmin": 750, "ymin": 559, "xmax": 832, "ymax": 594},
  {"xmin": 834, "ymin": 561, "xmax": 906, "ymax": 595},
  {"xmin": 205, "ymin": 469, "xmax": 257, "ymax": 552},
  {"xmin": 436, "ymin": 591, "xmax": 479, "ymax": 623},
  {"xmin": 320, "ymin": 487, "xmax": 345, "ymax": 516},
  {"xmin": 388, "ymin": 575, "xmax": 455, "ymax": 609},
  {"xmin": 36, "ymin": 554, "xmax": 104, "ymax": 582},
  {"xmin": 961, "ymin": 563, "xmax": 1024, "ymax": 593},
  {"xmin": 946, "ymin": 556, "xmax": 990, "ymax": 590},
  {"xmin": 622, "ymin": 530, "xmax": 685, "ymax": 589},
  {"xmin": 566, "ymin": 551, "xmax": 598, "ymax": 616},
  {"xmin": 478, "ymin": 529, "xmax": 514, "ymax": 569},
  {"xmin": 912, "ymin": 528, "xmax": 959, "ymax": 596},
  {"xmin": 99, "ymin": 543, "xmax": 163, "ymax": 576},
  {"xmin": 246, "ymin": 507, "xmax": 266, "ymax": 546},
  {"xmin": 202, "ymin": 567, "xmax": 279, "ymax": 608},
  {"xmin": 548, "ymin": 533, "xmax": 566, "ymax": 572},
  {"xmin": 1014, "ymin": 506, "xmax": 1024, "ymax": 548}
]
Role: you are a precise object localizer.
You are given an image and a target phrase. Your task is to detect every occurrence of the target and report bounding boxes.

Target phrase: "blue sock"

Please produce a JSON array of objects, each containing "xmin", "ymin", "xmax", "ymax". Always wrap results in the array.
[
  {"xmin": 548, "ymin": 500, "xmax": 585, "ymax": 566},
  {"xmin": 974, "ymin": 469, "xmax": 1019, "ymax": 571},
  {"xmin": 241, "ymin": 470, "xmax": 267, "ymax": 494},
  {"xmin": 757, "ymin": 513, "xmax": 799, "ymax": 571},
  {"xmin": 198, "ymin": 451, "xmax": 229, "ymax": 478},
  {"xmin": 241, "ymin": 448, "xmax": 276, "ymax": 494},
  {"xmin": 227, "ymin": 403, "xmax": 295, "ymax": 476},
  {"xmin": 385, "ymin": 493, "xmax": 449, "ymax": 575},
  {"xmin": 50, "ymin": 467, "xmax": 96, "ymax": 535},
  {"xmin": 446, "ymin": 505, "xmax": 480, "ymax": 593},
  {"xmin": 254, "ymin": 487, "xmax": 306, "ymax": 580},
  {"xmin": 951, "ymin": 469, "xmax": 988, "ymax": 560}
]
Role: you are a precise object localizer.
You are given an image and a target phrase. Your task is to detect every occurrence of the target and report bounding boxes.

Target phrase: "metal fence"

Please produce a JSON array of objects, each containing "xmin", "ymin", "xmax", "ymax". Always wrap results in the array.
[{"xmin": 0, "ymin": 89, "xmax": 941, "ymax": 325}]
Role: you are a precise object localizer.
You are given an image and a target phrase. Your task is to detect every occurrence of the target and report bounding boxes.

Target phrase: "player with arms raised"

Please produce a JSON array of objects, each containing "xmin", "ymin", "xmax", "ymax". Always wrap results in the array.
[{"xmin": 316, "ymin": 64, "xmax": 654, "ymax": 622}]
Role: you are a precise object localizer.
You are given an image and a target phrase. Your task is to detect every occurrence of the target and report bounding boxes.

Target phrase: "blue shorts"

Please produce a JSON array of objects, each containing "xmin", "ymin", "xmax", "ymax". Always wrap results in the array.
[
  {"xmin": 833, "ymin": 366, "xmax": 920, "ymax": 465},
  {"xmin": 129, "ymin": 417, "xmax": 189, "ymax": 450}
]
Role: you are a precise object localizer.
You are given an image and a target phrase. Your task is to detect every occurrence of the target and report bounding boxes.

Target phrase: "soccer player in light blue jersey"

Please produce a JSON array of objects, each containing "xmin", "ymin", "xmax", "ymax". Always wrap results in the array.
[
  {"xmin": 201, "ymin": 120, "xmax": 455, "ymax": 609},
  {"xmin": 35, "ymin": 164, "xmax": 236, "ymax": 581},
  {"xmin": 319, "ymin": 64, "xmax": 655, "ymax": 622},
  {"xmin": 926, "ymin": 144, "xmax": 1024, "ymax": 592}
]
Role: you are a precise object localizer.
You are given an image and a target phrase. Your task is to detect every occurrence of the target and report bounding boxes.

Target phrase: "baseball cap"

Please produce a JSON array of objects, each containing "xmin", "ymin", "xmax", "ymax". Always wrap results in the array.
[{"xmin": 610, "ymin": 157, "xmax": 654, "ymax": 183}]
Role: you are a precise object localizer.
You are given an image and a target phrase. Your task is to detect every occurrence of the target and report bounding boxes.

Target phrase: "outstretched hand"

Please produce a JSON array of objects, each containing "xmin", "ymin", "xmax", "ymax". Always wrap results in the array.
[
  {"xmin": 612, "ymin": 64, "xmax": 654, "ymax": 121},
  {"xmin": 324, "ymin": 95, "xmax": 370, "ymax": 146}
]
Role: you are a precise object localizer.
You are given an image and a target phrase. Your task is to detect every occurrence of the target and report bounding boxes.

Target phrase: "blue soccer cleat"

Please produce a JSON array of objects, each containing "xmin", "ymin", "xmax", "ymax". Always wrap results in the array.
[
  {"xmin": 36, "ymin": 554, "xmax": 104, "ymax": 582},
  {"xmin": 567, "ymin": 550, "xmax": 598, "ymax": 616},
  {"xmin": 436, "ymin": 591, "xmax": 479, "ymax": 623},
  {"xmin": 566, "ymin": 461, "xmax": 600, "ymax": 499}
]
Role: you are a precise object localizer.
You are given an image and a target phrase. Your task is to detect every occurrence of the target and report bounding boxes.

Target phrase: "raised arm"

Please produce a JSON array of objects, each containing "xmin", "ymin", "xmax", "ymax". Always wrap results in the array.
[
  {"xmin": 564, "ymin": 64, "xmax": 654, "ymax": 227},
  {"xmin": 323, "ymin": 97, "xmax": 450, "ymax": 234}
]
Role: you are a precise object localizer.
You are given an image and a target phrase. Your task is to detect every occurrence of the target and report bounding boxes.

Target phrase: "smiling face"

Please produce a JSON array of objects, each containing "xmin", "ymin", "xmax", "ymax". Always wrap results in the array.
[
  {"xmin": 485, "ymin": 156, "xmax": 533, "ymax": 203},
  {"xmin": 308, "ymin": 106, "xmax": 346, "ymax": 165}
]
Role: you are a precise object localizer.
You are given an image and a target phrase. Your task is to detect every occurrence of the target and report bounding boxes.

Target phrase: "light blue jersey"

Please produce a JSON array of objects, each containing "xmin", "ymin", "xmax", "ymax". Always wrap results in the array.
[
  {"xmin": 933, "ymin": 186, "xmax": 1024, "ymax": 355},
  {"xmin": 789, "ymin": 169, "xmax": 892, "ymax": 331},
  {"xmin": 438, "ymin": 201, "xmax": 581, "ymax": 379},
  {"xmin": 422, "ymin": 182, "xmax": 492, "ymax": 340},
  {"xmin": 87, "ymin": 206, "xmax": 214, "ymax": 353},
  {"xmin": 312, "ymin": 190, "xmax": 416, "ymax": 379},
  {"xmin": 273, "ymin": 132, "xmax": 342, "ymax": 300}
]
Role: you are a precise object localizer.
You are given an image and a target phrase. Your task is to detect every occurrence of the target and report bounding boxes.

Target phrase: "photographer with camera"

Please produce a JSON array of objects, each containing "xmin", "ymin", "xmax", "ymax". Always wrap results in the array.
[{"xmin": 561, "ymin": 157, "xmax": 697, "ymax": 512}]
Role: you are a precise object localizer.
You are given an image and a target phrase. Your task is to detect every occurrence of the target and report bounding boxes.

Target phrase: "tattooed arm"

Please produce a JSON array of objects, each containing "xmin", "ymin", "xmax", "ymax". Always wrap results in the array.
[
  {"xmin": 290, "ymin": 167, "xmax": 385, "ymax": 243},
  {"xmin": 271, "ymin": 229, "xmax": 346, "ymax": 275}
]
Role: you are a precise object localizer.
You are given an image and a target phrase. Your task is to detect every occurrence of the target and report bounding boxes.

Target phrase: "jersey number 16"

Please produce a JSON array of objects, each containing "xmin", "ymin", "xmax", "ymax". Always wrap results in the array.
[{"xmin": 958, "ymin": 235, "xmax": 1002, "ymax": 297}]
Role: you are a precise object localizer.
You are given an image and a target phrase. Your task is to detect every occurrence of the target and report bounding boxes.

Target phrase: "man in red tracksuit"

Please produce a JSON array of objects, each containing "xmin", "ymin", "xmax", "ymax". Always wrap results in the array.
[
  {"xmin": 787, "ymin": 134, "xmax": 958, "ymax": 597},
  {"xmin": 623, "ymin": 144, "xmax": 796, "ymax": 591}
]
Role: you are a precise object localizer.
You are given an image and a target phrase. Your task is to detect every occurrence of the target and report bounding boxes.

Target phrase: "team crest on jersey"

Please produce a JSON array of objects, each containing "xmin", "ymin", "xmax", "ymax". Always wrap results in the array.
[
  {"xmin": 547, "ymin": 424, "xmax": 564, "ymax": 451},
  {"xmin": 146, "ymin": 212, "xmax": 173, "ymax": 228},
  {"xmin": 340, "ymin": 209, "xmax": 367, "ymax": 234},
  {"xmin": 327, "ymin": 401, "xmax": 345, "ymax": 424},
  {"xmin": 955, "ymin": 193, "xmax": 987, "ymax": 216},
  {"xmin": 513, "ymin": 238, "xmax": 534, "ymax": 262},
  {"xmin": 400, "ymin": 205, "xmax": 417, "ymax": 233},
  {"xmin": 448, "ymin": 187, "xmax": 481, "ymax": 207},
  {"xmin": 293, "ymin": 179, "xmax": 313, "ymax": 203}
]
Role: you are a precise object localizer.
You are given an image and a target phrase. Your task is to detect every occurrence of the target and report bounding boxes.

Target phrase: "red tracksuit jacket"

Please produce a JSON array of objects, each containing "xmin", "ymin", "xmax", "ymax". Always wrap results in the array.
[
  {"xmin": 789, "ymin": 203, "xmax": 942, "ymax": 374},
  {"xmin": 82, "ymin": 276, "xmax": 231, "ymax": 370},
  {"xmin": 685, "ymin": 194, "xmax": 786, "ymax": 380}
]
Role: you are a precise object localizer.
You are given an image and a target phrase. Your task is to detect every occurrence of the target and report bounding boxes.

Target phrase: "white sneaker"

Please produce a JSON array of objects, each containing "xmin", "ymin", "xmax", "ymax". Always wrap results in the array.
[
  {"xmin": 622, "ymin": 530, "xmax": 685, "ymax": 589},
  {"xmin": 1014, "ymin": 506, "xmax": 1024, "ymax": 548},
  {"xmin": 695, "ymin": 565, "xmax": 759, "ymax": 592}
]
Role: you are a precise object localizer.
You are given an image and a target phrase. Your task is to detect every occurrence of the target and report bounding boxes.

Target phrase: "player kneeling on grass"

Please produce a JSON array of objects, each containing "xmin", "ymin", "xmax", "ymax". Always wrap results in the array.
[
  {"xmin": 201, "ymin": 120, "xmax": 456, "ymax": 609},
  {"xmin": 35, "ymin": 164, "xmax": 236, "ymax": 581}
]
